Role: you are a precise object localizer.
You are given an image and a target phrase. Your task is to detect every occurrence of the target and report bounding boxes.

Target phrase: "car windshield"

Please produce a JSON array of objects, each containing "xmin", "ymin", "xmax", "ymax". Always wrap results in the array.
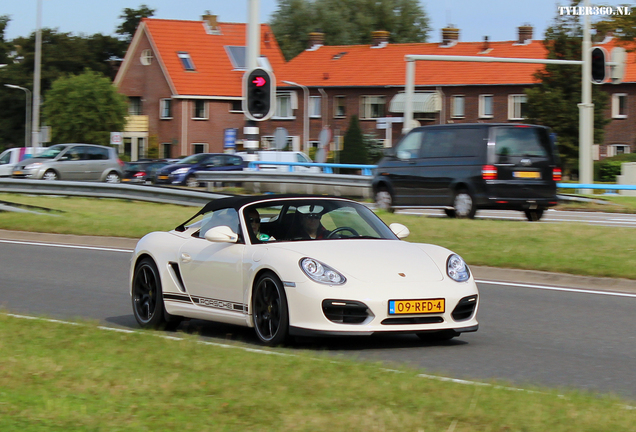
[
  {"xmin": 37, "ymin": 145, "xmax": 68, "ymax": 159},
  {"xmin": 177, "ymin": 154, "xmax": 209, "ymax": 165},
  {"xmin": 241, "ymin": 199, "xmax": 397, "ymax": 243}
]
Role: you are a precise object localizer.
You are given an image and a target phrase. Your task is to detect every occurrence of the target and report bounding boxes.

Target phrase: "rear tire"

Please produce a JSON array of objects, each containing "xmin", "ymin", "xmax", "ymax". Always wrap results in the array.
[
  {"xmin": 453, "ymin": 189, "xmax": 476, "ymax": 219},
  {"xmin": 131, "ymin": 257, "xmax": 181, "ymax": 330},
  {"xmin": 524, "ymin": 209, "xmax": 544, "ymax": 221},
  {"xmin": 105, "ymin": 171, "xmax": 121, "ymax": 183},
  {"xmin": 375, "ymin": 188, "xmax": 395, "ymax": 213}
]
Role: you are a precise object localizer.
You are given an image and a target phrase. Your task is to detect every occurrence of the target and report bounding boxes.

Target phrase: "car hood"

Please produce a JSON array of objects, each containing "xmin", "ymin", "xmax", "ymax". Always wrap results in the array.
[
  {"xmin": 15, "ymin": 157, "xmax": 53, "ymax": 167},
  {"xmin": 271, "ymin": 239, "xmax": 444, "ymax": 283},
  {"xmin": 159, "ymin": 163, "xmax": 195, "ymax": 174}
]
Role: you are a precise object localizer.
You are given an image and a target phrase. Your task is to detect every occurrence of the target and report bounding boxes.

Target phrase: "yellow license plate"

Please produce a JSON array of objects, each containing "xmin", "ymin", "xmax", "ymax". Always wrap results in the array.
[
  {"xmin": 14, "ymin": 171, "xmax": 22, "ymax": 175},
  {"xmin": 389, "ymin": 299, "xmax": 445, "ymax": 315},
  {"xmin": 514, "ymin": 171, "xmax": 541, "ymax": 179},
  {"xmin": 158, "ymin": 175, "xmax": 168, "ymax": 180}
]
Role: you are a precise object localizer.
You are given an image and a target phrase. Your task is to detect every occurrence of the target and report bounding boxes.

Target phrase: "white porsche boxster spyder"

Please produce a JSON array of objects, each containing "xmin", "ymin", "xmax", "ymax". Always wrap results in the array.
[{"xmin": 130, "ymin": 195, "xmax": 479, "ymax": 345}]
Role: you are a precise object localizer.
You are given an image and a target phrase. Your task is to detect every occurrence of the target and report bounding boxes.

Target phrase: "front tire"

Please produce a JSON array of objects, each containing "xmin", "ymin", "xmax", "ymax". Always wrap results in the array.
[
  {"xmin": 42, "ymin": 170, "xmax": 58, "ymax": 181},
  {"xmin": 453, "ymin": 189, "xmax": 476, "ymax": 219},
  {"xmin": 252, "ymin": 272, "xmax": 289, "ymax": 346},
  {"xmin": 375, "ymin": 188, "xmax": 395, "ymax": 213},
  {"xmin": 132, "ymin": 257, "xmax": 173, "ymax": 329},
  {"xmin": 186, "ymin": 175, "xmax": 200, "ymax": 188}
]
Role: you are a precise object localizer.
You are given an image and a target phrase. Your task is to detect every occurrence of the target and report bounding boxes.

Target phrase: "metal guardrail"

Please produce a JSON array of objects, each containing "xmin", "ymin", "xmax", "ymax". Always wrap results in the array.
[
  {"xmin": 247, "ymin": 161, "xmax": 378, "ymax": 176},
  {"xmin": 557, "ymin": 183, "xmax": 636, "ymax": 191},
  {"xmin": 0, "ymin": 178, "xmax": 226, "ymax": 207}
]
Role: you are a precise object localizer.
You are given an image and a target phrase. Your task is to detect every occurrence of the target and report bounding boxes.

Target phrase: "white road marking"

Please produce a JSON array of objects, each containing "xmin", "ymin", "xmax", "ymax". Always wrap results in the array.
[
  {"xmin": 0, "ymin": 239, "xmax": 133, "ymax": 253},
  {"xmin": 476, "ymin": 280, "xmax": 636, "ymax": 298}
]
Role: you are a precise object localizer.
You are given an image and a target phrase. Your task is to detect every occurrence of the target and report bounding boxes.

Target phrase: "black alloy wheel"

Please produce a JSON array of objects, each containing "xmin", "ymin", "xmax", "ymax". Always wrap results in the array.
[
  {"xmin": 252, "ymin": 272, "xmax": 289, "ymax": 346},
  {"xmin": 132, "ymin": 258, "xmax": 169, "ymax": 329}
]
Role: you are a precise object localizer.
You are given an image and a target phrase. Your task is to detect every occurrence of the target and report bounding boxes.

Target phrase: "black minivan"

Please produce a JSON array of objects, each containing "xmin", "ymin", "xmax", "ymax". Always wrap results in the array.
[{"xmin": 372, "ymin": 123, "xmax": 561, "ymax": 221}]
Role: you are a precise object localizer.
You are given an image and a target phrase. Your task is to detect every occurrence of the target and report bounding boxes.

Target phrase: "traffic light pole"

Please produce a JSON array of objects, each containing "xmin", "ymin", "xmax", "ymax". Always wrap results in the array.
[
  {"xmin": 579, "ymin": 0, "xmax": 594, "ymax": 192},
  {"xmin": 244, "ymin": 0, "xmax": 261, "ymax": 159}
]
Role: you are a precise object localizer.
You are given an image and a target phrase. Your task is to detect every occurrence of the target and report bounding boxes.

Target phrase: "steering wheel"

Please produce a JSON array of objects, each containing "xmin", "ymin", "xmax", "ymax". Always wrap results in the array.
[{"xmin": 327, "ymin": 226, "xmax": 360, "ymax": 239}]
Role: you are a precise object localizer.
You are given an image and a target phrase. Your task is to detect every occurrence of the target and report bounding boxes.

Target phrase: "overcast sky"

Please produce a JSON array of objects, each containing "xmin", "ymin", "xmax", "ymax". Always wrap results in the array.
[{"xmin": 3, "ymin": 0, "xmax": 634, "ymax": 43}]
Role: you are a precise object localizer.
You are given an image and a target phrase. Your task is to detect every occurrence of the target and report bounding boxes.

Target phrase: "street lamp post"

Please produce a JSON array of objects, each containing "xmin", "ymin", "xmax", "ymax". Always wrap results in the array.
[
  {"xmin": 4, "ymin": 84, "xmax": 32, "ymax": 148},
  {"xmin": 282, "ymin": 80, "xmax": 309, "ymax": 153}
]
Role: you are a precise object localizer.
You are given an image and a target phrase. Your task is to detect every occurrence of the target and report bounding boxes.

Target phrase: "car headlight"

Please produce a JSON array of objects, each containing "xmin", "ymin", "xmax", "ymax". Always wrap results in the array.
[
  {"xmin": 447, "ymin": 254, "xmax": 470, "ymax": 282},
  {"xmin": 300, "ymin": 258, "xmax": 346, "ymax": 285},
  {"xmin": 25, "ymin": 162, "xmax": 42, "ymax": 170},
  {"xmin": 172, "ymin": 167, "xmax": 189, "ymax": 175}
]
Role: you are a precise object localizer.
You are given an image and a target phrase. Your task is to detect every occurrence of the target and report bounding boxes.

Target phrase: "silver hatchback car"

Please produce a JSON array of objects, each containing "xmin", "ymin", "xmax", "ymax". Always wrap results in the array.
[{"xmin": 12, "ymin": 143, "xmax": 124, "ymax": 183}]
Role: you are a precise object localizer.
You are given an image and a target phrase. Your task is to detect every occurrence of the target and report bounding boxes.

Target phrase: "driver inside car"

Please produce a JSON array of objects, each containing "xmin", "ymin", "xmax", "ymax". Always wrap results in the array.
[{"xmin": 290, "ymin": 205, "xmax": 331, "ymax": 240}]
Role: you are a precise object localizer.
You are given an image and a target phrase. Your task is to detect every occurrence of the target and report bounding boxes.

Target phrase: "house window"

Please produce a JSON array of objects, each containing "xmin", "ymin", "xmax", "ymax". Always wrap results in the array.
[
  {"xmin": 229, "ymin": 100, "xmax": 242, "ymax": 112},
  {"xmin": 508, "ymin": 94, "xmax": 527, "ymax": 120},
  {"xmin": 334, "ymin": 96, "xmax": 346, "ymax": 118},
  {"xmin": 129, "ymin": 97, "xmax": 142, "ymax": 115},
  {"xmin": 479, "ymin": 94, "xmax": 493, "ymax": 118},
  {"xmin": 161, "ymin": 143, "xmax": 172, "ymax": 158},
  {"xmin": 451, "ymin": 95, "xmax": 465, "ymax": 118},
  {"xmin": 275, "ymin": 92, "xmax": 294, "ymax": 118},
  {"xmin": 193, "ymin": 100, "xmax": 207, "ymax": 119},
  {"xmin": 309, "ymin": 96, "xmax": 321, "ymax": 118},
  {"xmin": 177, "ymin": 52, "xmax": 195, "ymax": 71},
  {"xmin": 193, "ymin": 143, "xmax": 207, "ymax": 154},
  {"xmin": 160, "ymin": 99, "xmax": 172, "ymax": 119},
  {"xmin": 612, "ymin": 93, "xmax": 627, "ymax": 118},
  {"xmin": 140, "ymin": 49, "xmax": 153, "ymax": 66},
  {"xmin": 608, "ymin": 144, "xmax": 630, "ymax": 157},
  {"xmin": 360, "ymin": 96, "xmax": 386, "ymax": 119}
]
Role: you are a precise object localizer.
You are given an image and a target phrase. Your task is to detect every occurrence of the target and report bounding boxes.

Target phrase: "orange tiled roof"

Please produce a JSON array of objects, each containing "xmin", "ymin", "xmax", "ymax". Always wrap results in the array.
[
  {"xmin": 279, "ymin": 40, "xmax": 552, "ymax": 87},
  {"xmin": 142, "ymin": 18, "xmax": 286, "ymax": 97}
]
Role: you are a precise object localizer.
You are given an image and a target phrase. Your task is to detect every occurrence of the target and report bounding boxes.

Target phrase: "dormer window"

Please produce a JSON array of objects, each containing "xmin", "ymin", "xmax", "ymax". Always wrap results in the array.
[
  {"xmin": 178, "ymin": 52, "xmax": 195, "ymax": 71},
  {"xmin": 225, "ymin": 46, "xmax": 270, "ymax": 71}
]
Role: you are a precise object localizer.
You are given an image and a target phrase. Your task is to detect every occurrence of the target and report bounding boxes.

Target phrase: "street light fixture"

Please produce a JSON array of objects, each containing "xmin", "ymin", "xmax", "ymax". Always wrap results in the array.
[
  {"xmin": 4, "ymin": 84, "xmax": 32, "ymax": 148},
  {"xmin": 282, "ymin": 80, "xmax": 309, "ymax": 153}
]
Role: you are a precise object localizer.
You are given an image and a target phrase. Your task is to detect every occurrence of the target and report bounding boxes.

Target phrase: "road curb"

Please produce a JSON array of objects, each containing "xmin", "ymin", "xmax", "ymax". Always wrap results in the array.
[{"xmin": 1, "ymin": 229, "xmax": 634, "ymax": 294}]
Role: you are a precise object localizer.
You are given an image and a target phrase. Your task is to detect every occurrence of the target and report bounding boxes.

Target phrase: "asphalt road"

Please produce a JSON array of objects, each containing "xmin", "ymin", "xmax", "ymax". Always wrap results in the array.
[{"xmin": 1, "ymin": 239, "xmax": 635, "ymax": 400}]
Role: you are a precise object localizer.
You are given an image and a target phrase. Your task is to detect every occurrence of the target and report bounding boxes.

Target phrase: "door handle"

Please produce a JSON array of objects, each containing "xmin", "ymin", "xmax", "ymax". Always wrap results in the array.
[{"xmin": 180, "ymin": 253, "xmax": 191, "ymax": 263}]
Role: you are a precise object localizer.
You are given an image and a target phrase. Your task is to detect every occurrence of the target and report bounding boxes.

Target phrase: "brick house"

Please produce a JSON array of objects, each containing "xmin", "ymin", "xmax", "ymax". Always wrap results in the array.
[{"xmin": 115, "ymin": 17, "xmax": 634, "ymax": 161}]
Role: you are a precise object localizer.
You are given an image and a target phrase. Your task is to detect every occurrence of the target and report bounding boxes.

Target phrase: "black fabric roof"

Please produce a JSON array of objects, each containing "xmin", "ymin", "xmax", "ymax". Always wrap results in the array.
[{"xmin": 175, "ymin": 194, "xmax": 342, "ymax": 231}]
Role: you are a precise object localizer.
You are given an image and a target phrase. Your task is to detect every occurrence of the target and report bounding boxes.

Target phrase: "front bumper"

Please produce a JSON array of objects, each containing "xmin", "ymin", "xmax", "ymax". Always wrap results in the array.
[
  {"xmin": 155, "ymin": 173, "xmax": 186, "ymax": 185},
  {"xmin": 284, "ymin": 277, "xmax": 479, "ymax": 336}
]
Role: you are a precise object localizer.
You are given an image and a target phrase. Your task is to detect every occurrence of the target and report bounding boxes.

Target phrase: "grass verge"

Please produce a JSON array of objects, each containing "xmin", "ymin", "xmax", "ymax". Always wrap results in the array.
[
  {"xmin": 1, "ymin": 193, "xmax": 635, "ymax": 280},
  {"xmin": 1, "ymin": 314, "xmax": 634, "ymax": 432}
]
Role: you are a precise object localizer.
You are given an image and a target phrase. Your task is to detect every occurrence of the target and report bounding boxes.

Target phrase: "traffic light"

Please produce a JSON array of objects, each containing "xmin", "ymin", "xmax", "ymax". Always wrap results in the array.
[
  {"xmin": 591, "ymin": 47, "xmax": 607, "ymax": 84},
  {"xmin": 243, "ymin": 67, "xmax": 276, "ymax": 121}
]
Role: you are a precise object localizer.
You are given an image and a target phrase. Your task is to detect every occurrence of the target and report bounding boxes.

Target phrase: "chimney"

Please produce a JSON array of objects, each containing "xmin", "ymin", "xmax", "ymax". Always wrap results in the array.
[
  {"xmin": 441, "ymin": 26, "xmax": 460, "ymax": 47},
  {"xmin": 518, "ymin": 25, "xmax": 533, "ymax": 44},
  {"xmin": 482, "ymin": 36, "xmax": 489, "ymax": 51},
  {"xmin": 202, "ymin": 13, "xmax": 220, "ymax": 34},
  {"xmin": 371, "ymin": 30, "xmax": 390, "ymax": 48},
  {"xmin": 307, "ymin": 32, "xmax": 324, "ymax": 50}
]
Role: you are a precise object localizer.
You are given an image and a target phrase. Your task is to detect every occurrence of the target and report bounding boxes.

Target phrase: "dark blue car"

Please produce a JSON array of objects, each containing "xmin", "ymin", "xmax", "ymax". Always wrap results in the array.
[{"xmin": 155, "ymin": 153, "xmax": 245, "ymax": 187}]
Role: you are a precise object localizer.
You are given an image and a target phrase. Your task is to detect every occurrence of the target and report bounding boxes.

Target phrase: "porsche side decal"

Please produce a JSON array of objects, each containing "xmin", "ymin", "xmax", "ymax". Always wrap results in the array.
[
  {"xmin": 191, "ymin": 295, "xmax": 248, "ymax": 313},
  {"xmin": 163, "ymin": 293, "xmax": 191, "ymax": 303}
]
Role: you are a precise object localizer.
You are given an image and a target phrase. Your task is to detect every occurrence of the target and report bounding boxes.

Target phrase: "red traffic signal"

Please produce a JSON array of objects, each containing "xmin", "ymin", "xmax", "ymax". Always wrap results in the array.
[
  {"xmin": 591, "ymin": 47, "xmax": 607, "ymax": 84},
  {"xmin": 243, "ymin": 68, "xmax": 276, "ymax": 121}
]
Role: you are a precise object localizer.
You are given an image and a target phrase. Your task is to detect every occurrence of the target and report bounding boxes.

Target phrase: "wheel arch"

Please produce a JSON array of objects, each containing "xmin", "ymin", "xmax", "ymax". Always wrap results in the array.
[{"xmin": 41, "ymin": 168, "xmax": 60, "ymax": 179}]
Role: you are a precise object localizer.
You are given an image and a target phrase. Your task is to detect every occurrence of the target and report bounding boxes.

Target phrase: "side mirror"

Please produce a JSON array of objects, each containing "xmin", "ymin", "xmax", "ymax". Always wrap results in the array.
[
  {"xmin": 389, "ymin": 223, "xmax": 410, "ymax": 239},
  {"xmin": 383, "ymin": 147, "xmax": 396, "ymax": 157},
  {"xmin": 204, "ymin": 225, "xmax": 239, "ymax": 243}
]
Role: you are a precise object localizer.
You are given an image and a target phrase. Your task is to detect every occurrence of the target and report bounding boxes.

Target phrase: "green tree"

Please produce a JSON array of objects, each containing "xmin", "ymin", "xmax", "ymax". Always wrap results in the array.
[
  {"xmin": 0, "ymin": 15, "xmax": 10, "ymax": 65},
  {"xmin": 341, "ymin": 115, "xmax": 368, "ymax": 166},
  {"xmin": 270, "ymin": 0, "xmax": 430, "ymax": 60},
  {"xmin": 43, "ymin": 69, "xmax": 128, "ymax": 146},
  {"xmin": 525, "ymin": 5, "xmax": 609, "ymax": 176},
  {"xmin": 116, "ymin": 5, "xmax": 156, "ymax": 43}
]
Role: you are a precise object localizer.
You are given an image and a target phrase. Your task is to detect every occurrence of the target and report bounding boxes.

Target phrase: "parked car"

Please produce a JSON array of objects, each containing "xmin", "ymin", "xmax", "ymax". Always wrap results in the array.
[
  {"xmin": 130, "ymin": 195, "xmax": 479, "ymax": 345},
  {"xmin": 122, "ymin": 159, "xmax": 172, "ymax": 184},
  {"xmin": 372, "ymin": 123, "xmax": 562, "ymax": 221},
  {"xmin": 155, "ymin": 153, "xmax": 245, "ymax": 187},
  {"xmin": 237, "ymin": 150, "xmax": 320, "ymax": 172},
  {"xmin": 12, "ymin": 143, "xmax": 124, "ymax": 183},
  {"xmin": 0, "ymin": 147, "xmax": 43, "ymax": 177}
]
